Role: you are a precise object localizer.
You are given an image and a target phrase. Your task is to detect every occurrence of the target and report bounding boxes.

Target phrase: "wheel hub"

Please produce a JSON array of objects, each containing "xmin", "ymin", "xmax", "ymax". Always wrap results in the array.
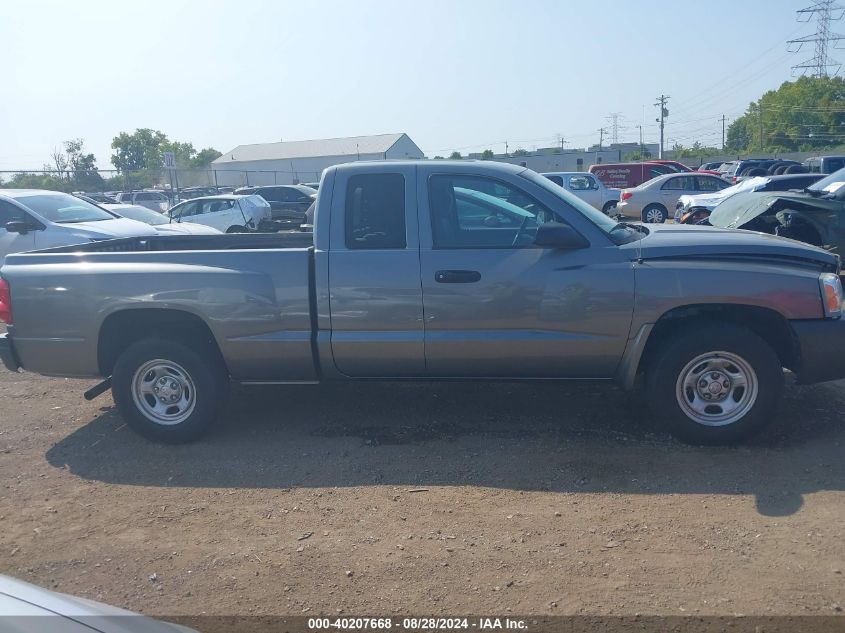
[
  {"xmin": 154, "ymin": 376, "xmax": 183, "ymax": 403},
  {"xmin": 697, "ymin": 370, "xmax": 731, "ymax": 401}
]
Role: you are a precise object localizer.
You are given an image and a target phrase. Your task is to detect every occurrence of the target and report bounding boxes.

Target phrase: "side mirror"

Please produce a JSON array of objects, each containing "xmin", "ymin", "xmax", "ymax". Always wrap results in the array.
[
  {"xmin": 533, "ymin": 222, "xmax": 590, "ymax": 249},
  {"xmin": 4, "ymin": 220, "xmax": 36, "ymax": 235}
]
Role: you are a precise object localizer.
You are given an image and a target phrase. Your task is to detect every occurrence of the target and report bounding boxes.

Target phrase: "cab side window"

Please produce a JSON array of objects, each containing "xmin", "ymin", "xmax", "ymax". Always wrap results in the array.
[
  {"xmin": 429, "ymin": 175, "xmax": 558, "ymax": 249},
  {"xmin": 545, "ymin": 175, "xmax": 564, "ymax": 186},
  {"xmin": 0, "ymin": 201, "xmax": 28, "ymax": 227},
  {"xmin": 345, "ymin": 173, "xmax": 406, "ymax": 249}
]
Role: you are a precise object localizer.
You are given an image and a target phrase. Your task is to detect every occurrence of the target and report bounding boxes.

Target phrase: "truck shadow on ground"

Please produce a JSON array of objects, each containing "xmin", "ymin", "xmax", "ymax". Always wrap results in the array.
[{"xmin": 45, "ymin": 379, "xmax": 845, "ymax": 518}]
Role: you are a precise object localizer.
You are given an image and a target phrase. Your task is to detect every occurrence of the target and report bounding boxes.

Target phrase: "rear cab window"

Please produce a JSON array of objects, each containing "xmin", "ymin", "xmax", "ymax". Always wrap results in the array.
[{"xmin": 345, "ymin": 173, "xmax": 406, "ymax": 249}]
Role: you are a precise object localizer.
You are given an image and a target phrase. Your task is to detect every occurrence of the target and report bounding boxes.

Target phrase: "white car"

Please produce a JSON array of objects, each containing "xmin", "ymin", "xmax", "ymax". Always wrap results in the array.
[
  {"xmin": 104, "ymin": 204, "xmax": 222, "ymax": 235},
  {"xmin": 543, "ymin": 171, "xmax": 621, "ymax": 214},
  {"xmin": 0, "ymin": 573, "xmax": 197, "ymax": 633},
  {"xmin": 168, "ymin": 194, "xmax": 273, "ymax": 233},
  {"xmin": 616, "ymin": 173, "xmax": 730, "ymax": 223},
  {"xmin": 0, "ymin": 190, "xmax": 158, "ymax": 262},
  {"xmin": 113, "ymin": 190, "xmax": 171, "ymax": 212}
]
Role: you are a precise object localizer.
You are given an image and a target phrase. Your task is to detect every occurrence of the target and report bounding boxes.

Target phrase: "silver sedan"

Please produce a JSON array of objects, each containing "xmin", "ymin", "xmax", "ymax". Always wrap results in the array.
[{"xmin": 615, "ymin": 172, "xmax": 730, "ymax": 223}]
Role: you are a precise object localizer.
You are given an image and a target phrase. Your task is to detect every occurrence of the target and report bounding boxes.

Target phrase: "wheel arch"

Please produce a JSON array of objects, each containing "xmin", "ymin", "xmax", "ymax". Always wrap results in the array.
[
  {"xmin": 623, "ymin": 303, "xmax": 798, "ymax": 389},
  {"xmin": 98, "ymin": 308, "xmax": 228, "ymax": 377}
]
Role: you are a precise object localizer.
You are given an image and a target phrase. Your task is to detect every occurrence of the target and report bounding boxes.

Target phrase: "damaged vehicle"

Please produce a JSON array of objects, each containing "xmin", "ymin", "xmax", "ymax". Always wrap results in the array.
[{"xmin": 707, "ymin": 167, "xmax": 845, "ymax": 254}]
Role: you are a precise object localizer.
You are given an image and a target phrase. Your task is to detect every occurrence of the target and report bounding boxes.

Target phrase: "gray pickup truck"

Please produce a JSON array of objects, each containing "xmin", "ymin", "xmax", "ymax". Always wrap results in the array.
[{"xmin": 1, "ymin": 160, "xmax": 845, "ymax": 445}]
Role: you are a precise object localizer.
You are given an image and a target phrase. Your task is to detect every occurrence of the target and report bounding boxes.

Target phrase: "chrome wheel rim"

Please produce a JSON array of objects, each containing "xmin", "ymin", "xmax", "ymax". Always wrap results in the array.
[
  {"xmin": 645, "ymin": 208, "xmax": 665, "ymax": 223},
  {"xmin": 131, "ymin": 359, "xmax": 197, "ymax": 425},
  {"xmin": 675, "ymin": 351, "xmax": 758, "ymax": 427}
]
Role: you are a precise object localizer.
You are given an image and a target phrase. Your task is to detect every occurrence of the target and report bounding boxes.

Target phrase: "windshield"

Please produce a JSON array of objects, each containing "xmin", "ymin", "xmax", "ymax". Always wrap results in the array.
[
  {"xmin": 807, "ymin": 166, "xmax": 845, "ymax": 196},
  {"xmin": 521, "ymin": 169, "xmax": 645, "ymax": 243},
  {"xmin": 17, "ymin": 193, "xmax": 116, "ymax": 223},
  {"xmin": 113, "ymin": 205, "xmax": 167, "ymax": 225}
]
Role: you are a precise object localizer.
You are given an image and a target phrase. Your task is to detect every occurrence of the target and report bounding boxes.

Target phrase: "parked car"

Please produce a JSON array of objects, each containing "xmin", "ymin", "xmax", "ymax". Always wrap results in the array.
[
  {"xmin": 543, "ymin": 171, "xmax": 621, "ymax": 214},
  {"xmin": 78, "ymin": 192, "xmax": 118, "ymax": 204},
  {"xmin": 167, "ymin": 194, "xmax": 273, "ymax": 233},
  {"xmin": 706, "ymin": 166, "xmax": 845, "ymax": 253},
  {"xmin": 178, "ymin": 186, "xmax": 219, "ymax": 200},
  {"xmin": 2, "ymin": 161, "xmax": 845, "ymax": 447},
  {"xmin": 113, "ymin": 190, "xmax": 171, "ymax": 212},
  {"xmin": 718, "ymin": 159, "xmax": 802, "ymax": 183},
  {"xmin": 302, "ymin": 181, "xmax": 320, "ymax": 190},
  {"xmin": 106, "ymin": 204, "xmax": 223, "ymax": 235},
  {"xmin": 646, "ymin": 160, "xmax": 722, "ymax": 176},
  {"xmin": 0, "ymin": 573, "xmax": 197, "ymax": 632},
  {"xmin": 616, "ymin": 172, "xmax": 731, "ymax": 223},
  {"xmin": 803, "ymin": 155, "xmax": 845, "ymax": 174},
  {"xmin": 699, "ymin": 161, "xmax": 726, "ymax": 171},
  {"xmin": 589, "ymin": 162, "xmax": 673, "ymax": 189},
  {"xmin": 233, "ymin": 184, "xmax": 317, "ymax": 228},
  {"xmin": 674, "ymin": 173, "xmax": 825, "ymax": 222},
  {"xmin": 0, "ymin": 189, "xmax": 157, "ymax": 262}
]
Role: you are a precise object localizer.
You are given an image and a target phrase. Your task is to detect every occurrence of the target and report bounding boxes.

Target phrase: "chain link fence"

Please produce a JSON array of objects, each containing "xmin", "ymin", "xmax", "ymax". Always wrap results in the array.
[{"xmin": 0, "ymin": 167, "xmax": 323, "ymax": 199}]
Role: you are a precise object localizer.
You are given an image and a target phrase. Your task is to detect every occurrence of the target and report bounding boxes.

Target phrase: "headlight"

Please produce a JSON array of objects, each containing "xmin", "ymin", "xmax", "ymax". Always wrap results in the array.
[{"xmin": 819, "ymin": 273, "xmax": 842, "ymax": 318}]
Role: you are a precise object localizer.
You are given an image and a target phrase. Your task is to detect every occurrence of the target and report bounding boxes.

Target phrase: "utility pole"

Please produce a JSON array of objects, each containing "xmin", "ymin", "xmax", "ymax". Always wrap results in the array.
[
  {"xmin": 606, "ymin": 112, "xmax": 623, "ymax": 145},
  {"xmin": 597, "ymin": 127, "xmax": 606, "ymax": 150},
  {"xmin": 654, "ymin": 95, "xmax": 669, "ymax": 159},
  {"xmin": 758, "ymin": 104, "xmax": 764, "ymax": 152},
  {"xmin": 637, "ymin": 125, "xmax": 644, "ymax": 153},
  {"xmin": 720, "ymin": 115, "xmax": 727, "ymax": 150},
  {"xmin": 505, "ymin": 141, "xmax": 509, "ymax": 156}
]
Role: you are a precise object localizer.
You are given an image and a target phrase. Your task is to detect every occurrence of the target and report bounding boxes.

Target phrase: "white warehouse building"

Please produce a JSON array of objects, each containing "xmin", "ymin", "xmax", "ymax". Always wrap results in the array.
[{"xmin": 211, "ymin": 132, "xmax": 424, "ymax": 187}]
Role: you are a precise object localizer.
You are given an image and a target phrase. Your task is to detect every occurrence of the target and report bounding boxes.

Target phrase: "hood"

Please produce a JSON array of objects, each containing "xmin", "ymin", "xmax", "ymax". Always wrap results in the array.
[
  {"xmin": 154, "ymin": 222, "xmax": 222, "ymax": 235},
  {"xmin": 0, "ymin": 574, "xmax": 196, "ymax": 632},
  {"xmin": 624, "ymin": 223, "xmax": 837, "ymax": 270},
  {"xmin": 59, "ymin": 217, "xmax": 159, "ymax": 239},
  {"xmin": 679, "ymin": 192, "xmax": 727, "ymax": 210},
  {"xmin": 709, "ymin": 190, "xmax": 839, "ymax": 229}
]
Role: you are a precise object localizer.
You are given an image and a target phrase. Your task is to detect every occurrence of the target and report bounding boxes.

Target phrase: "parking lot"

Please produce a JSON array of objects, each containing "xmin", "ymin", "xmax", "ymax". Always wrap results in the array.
[{"xmin": 2, "ymin": 327, "xmax": 845, "ymax": 618}]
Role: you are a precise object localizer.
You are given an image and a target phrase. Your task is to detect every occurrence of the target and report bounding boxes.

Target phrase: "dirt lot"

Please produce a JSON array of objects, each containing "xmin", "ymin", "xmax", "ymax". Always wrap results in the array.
[{"xmin": 1, "ymin": 346, "xmax": 845, "ymax": 620}]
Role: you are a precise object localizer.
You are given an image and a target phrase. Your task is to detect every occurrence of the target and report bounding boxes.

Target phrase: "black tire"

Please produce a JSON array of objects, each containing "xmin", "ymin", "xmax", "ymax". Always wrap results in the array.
[
  {"xmin": 226, "ymin": 225, "xmax": 248, "ymax": 233},
  {"xmin": 602, "ymin": 201, "xmax": 619, "ymax": 215},
  {"xmin": 645, "ymin": 323, "xmax": 783, "ymax": 445},
  {"xmin": 785, "ymin": 164, "xmax": 808, "ymax": 174},
  {"xmin": 642, "ymin": 204, "xmax": 668, "ymax": 223},
  {"xmin": 766, "ymin": 162, "xmax": 783, "ymax": 175},
  {"xmin": 746, "ymin": 168, "xmax": 768, "ymax": 177},
  {"xmin": 774, "ymin": 165, "xmax": 789, "ymax": 175},
  {"xmin": 112, "ymin": 338, "xmax": 228, "ymax": 443}
]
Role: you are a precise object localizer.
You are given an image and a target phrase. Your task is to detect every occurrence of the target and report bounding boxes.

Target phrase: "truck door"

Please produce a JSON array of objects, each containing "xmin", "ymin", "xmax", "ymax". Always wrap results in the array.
[
  {"xmin": 327, "ymin": 165, "xmax": 425, "ymax": 376},
  {"xmin": 418, "ymin": 168, "xmax": 635, "ymax": 377}
]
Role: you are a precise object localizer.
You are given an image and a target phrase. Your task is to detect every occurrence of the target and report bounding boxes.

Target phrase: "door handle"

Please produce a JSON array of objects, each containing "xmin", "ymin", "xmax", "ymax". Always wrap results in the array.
[{"xmin": 435, "ymin": 270, "xmax": 481, "ymax": 283}]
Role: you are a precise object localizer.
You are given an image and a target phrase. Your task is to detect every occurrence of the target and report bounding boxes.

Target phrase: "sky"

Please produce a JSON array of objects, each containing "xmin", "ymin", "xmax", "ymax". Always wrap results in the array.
[{"xmin": 0, "ymin": 0, "xmax": 820, "ymax": 170}]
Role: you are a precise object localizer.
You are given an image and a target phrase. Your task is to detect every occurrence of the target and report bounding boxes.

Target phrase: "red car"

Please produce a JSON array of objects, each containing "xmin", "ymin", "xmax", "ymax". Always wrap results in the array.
[{"xmin": 647, "ymin": 160, "xmax": 722, "ymax": 177}]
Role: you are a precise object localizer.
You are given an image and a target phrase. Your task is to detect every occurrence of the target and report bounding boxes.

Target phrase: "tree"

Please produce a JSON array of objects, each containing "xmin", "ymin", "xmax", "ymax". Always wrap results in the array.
[
  {"xmin": 191, "ymin": 148, "xmax": 223, "ymax": 168},
  {"xmin": 433, "ymin": 155, "xmax": 445, "ymax": 159},
  {"xmin": 449, "ymin": 151, "xmax": 462, "ymax": 159},
  {"xmin": 111, "ymin": 128, "xmax": 169, "ymax": 171},
  {"xmin": 726, "ymin": 76, "xmax": 845, "ymax": 153},
  {"xmin": 161, "ymin": 140, "xmax": 196, "ymax": 168},
  {"xmin": 63, "ymin": 139, "xmax": 104, "ymax": 190},
  {"xmin": 512, "ymin": 148, "xmax": 529, "ymax": 156},
  {"xmin": 49, "ymin": 147, "xmax": 68, "ymax": 179},
  {"xmin": 480, "ymin": 149, "xmax": 494, "ymax": 160}
]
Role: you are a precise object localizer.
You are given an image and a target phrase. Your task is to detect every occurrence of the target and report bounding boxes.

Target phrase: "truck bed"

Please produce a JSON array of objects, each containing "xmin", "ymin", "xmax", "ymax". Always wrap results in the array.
[{"xmin": 38, "ymin": 231, "xmax": 314, "ymax": 254}]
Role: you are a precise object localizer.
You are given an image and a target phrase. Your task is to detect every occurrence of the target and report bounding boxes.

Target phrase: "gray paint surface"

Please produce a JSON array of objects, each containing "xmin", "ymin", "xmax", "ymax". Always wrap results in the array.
[{"xmin": 0, "ymin": 161, "xmax": 839, "ymax": 385}]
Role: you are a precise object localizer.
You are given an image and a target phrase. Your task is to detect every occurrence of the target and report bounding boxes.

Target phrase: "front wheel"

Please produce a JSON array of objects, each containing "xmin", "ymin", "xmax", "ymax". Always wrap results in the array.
[
  {"xmin": 642, "ymin": 205, "xmax": 668, "ymax": 223},
  {"xmin": 226, "ymin": 225, "xmax": 248, "ymax": 233},
  {"xmin": 646, "ymin": 323, "xmax": 783, "ymax": 444},
  {"xmin": 112, "ymin": 338, "xmax": 228, "ymax": 443}
]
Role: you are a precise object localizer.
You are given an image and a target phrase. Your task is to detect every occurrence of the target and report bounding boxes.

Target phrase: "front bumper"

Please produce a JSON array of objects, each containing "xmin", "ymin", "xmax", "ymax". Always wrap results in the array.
[
  {"xmin": 0, "ymin": 333, "xmax": 20, "ymax": 372},
  {"xmin": 791, "ymin": 318, "xmax": 845, "ymax": 384}
]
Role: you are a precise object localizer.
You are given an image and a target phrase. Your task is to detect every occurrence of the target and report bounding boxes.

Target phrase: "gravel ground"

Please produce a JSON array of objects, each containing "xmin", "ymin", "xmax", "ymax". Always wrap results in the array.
[{"xmin": 1, "ymin": 345, "xmax": 845, "ymax": 620}]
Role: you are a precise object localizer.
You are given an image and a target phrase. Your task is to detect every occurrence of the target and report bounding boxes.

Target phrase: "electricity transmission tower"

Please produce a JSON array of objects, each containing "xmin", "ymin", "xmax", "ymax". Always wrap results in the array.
[
  {"xmin": 606, "ymin": 113, "xmax": 624, "ymax": 144},
  {"xmin": 788, "ymin": 0, "xmax": 845, "ymax": 77}
]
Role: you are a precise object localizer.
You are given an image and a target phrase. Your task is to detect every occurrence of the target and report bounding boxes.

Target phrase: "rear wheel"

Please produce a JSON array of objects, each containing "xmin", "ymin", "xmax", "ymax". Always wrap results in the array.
[
  {"xmin": 112, "ymin": 338, "xmax": 228, "ymax": 443},
  {"xmin": 642, "ymin": 204, "xmax": 668, "ymax": 223},
  {"xmin": 645, "ymin": 323, "xmax": 783, "ymax": 444},
  {"xmin": 602, "ymin": 201, "xmax": 618, "ymax": 215}
]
